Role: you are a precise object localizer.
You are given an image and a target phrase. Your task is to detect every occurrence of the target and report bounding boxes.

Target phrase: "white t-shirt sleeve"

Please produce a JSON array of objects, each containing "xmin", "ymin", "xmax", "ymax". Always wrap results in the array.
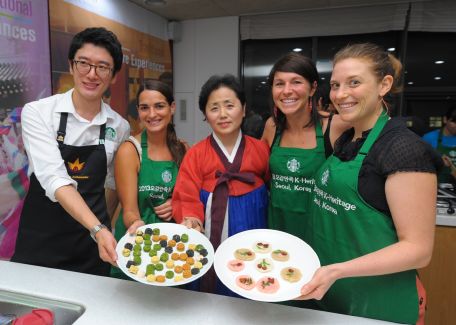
[{"xmin": 21, "ymin": 102, "xmax": 76, "ymax": 202}]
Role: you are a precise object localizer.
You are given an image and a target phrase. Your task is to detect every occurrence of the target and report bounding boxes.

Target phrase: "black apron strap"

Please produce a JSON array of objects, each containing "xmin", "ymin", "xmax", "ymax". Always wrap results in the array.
[
  {"xmin": 99, "ymin": 123, "xmax": 106, "ymax": 144},
  {"xmin": 56, "ymin": 112, "xmax": 68, "ymax": 147}
]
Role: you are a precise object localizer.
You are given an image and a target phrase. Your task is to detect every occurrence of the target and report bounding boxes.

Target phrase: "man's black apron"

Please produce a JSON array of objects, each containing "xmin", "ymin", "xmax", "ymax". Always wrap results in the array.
[{"xmin": 12, "ymin": 113, "xmax": 111, "ymax": 276}]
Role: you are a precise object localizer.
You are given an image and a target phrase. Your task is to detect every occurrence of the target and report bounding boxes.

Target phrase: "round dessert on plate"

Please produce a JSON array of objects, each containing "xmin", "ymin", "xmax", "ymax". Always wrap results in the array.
[
  {"xmin": 255, "ymin": 258, "xmax": 273, "ymax": 273},
  {"xmin": 227, "ymin": 259, "xmax": 245, "ymax": 272},
  {"xmin": 234, "ymin": 248, "xmax": 256, "ymax": 261},
  {"xmin": 280, "ymin": 267, "xmax": 302, "ymax": 283},
  {"xmin": 271, "ymin": 249, "xmax": 290, "ymax": 262},
  {"xmin": 236, "ymin": 275, "xmax": 256, "ymax": 290},
  {"xmin": 253, "ymin": 241, "xmax": 272, "ymax": 253},
  {"xmin": 256, "ymin": 276, "xmax": 280, "ymax": 294}
]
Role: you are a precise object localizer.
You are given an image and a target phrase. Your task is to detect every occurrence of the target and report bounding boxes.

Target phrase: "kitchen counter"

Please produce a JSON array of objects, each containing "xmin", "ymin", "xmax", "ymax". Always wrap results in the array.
[
  {"xmin": 436, "ymin": 213, "xmax": 456, "ymax": 227},
  {"xmin": 0, "ymin": 261, "xmax": 395, "ymax": 324},
  {"xmin": 436, "ymin": 185, "xmax": 456, "ymax": 226}
]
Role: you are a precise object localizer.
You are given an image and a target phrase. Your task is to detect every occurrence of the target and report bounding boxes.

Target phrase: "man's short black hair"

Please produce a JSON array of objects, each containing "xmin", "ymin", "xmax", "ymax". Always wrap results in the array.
[{"xmin": 68, "ymin": 27, "xmax": 123, "ymax": 76}]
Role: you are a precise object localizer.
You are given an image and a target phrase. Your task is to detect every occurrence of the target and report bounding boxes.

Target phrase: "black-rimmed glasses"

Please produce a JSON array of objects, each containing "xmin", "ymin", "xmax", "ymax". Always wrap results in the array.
[{"xmin": 72, "ymin": 60, "xmax": 113, "ymax": 78}]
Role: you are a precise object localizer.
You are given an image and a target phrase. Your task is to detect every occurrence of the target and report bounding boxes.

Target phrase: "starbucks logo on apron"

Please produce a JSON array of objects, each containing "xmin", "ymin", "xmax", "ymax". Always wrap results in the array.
[
  {"xmin": 321, "ymin": 168, "xmax": 330, "ymax": 186},
  {"xmin": 162, "ymin": 170, "xmax": 172, "ymax": 183},
  {"xmin": 287, "ymin": 158, "xmax": 300, "ymax": 173},
  {"xmin": 105, "ymin": 127, "xmax": 116, "ymax": 141}
]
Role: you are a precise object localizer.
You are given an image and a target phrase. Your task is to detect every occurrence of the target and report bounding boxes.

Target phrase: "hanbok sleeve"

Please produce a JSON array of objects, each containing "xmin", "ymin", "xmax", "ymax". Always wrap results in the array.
[{"xmin": 172, "ymin": 146, "xmax": 205, "ymax": 224}]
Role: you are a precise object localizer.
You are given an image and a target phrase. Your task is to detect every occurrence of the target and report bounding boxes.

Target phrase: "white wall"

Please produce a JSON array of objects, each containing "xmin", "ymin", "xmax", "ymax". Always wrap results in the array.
[
  {"xmin": 63, "ymin": 0, "xmax": 168, "ymax": 39},
  {"xmin": 173, "ymin": 16, "xmax": 240, "ymax": 144}
]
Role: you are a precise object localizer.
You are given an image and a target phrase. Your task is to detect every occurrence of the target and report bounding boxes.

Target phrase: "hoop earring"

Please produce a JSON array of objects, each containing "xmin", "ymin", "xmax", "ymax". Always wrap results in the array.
[{"xmin": 381, "ymin": 97, "xmax": 390, "ymax": 116}]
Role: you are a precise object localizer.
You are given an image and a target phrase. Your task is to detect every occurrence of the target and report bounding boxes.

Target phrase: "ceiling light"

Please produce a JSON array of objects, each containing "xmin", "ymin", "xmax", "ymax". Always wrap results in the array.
[
  {"xmin": 261, "ymin": 81, "xmax": 266, "ymax": 84},
  {"xmin": 144, "ymin": 0, "xmax": 167, "ymax": 5},
  {"xmin": 293, "ymin": 48, "xmax": 302, "ymax": 52},
  {"xmin": 434, "ymin": 77, "xmax": 442, "ymax": 80},
  {"xmin": 435, "ymin": 60, "xmax": 445, "ymax": 64},
  {"xmin": 407, "ymin": 81, "xmax": 414, "ymax": 85},
  {"xmin": 387, "ymin": 47, "xmax": 395, "ymax": 52}
]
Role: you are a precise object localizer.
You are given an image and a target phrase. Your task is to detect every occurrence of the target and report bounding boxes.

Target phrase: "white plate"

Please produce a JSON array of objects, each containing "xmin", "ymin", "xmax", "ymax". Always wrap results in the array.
[
  {"xmin": 116, "ymin": 223, "xmax": 214, "ymax": 286},
  {"xmin": 214, "ymin": 229, "xmax": 320, "ymax": 302}
]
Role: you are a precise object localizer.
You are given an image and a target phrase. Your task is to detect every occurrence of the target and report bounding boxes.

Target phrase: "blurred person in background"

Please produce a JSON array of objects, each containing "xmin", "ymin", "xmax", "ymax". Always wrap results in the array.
[{"xmin": 423, "ymin": 105, "xmax": 456, "ymax": 183}]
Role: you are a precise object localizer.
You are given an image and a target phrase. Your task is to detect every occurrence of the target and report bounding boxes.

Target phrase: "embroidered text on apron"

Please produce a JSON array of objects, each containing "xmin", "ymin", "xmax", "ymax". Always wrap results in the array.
[{"xmin": 268, "ymin": 122, "xmax": 325, "ymax": 240}]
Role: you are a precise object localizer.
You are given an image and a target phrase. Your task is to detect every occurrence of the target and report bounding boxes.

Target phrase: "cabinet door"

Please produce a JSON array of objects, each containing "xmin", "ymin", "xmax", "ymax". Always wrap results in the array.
[{"xmin": 418, "ymin": 226, "xmax": 456, "ymax": 325}]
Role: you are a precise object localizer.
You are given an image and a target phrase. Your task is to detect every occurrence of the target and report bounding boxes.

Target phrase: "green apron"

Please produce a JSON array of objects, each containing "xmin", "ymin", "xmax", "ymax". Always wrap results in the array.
[
  {"xmin": 436, "ymin": 129, "xmax": 456, "ymax": 183},
  {"xmin": 268, "ymin": 122, "xmax": 325, "ymax": 239},
  {"xmin": 309, "ymin": 114, "xmax": 419, "ymax": 324},
  {"xmin": 111, "ymin": 131, "xmax": 178, "ymax": 278}
]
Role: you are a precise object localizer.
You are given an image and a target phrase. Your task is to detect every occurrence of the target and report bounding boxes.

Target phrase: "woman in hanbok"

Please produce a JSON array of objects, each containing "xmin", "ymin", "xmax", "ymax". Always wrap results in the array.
[{"xmin": 172, "ymin": 74, "xmax": 270, "ymax": 293}]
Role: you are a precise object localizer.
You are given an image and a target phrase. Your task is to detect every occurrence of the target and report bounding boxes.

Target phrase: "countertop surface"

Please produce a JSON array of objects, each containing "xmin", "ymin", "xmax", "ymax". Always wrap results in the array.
[
  {"xmin": 436, "ymin": 185, "xmax": 456, "ymax": 226},
  {"xmin": 0, "ymin": 261, "xmax": 395, "ymax": 325},
  {"xmin": 436, "ymin": 213, "xmax": 456, "ymax": 227}
]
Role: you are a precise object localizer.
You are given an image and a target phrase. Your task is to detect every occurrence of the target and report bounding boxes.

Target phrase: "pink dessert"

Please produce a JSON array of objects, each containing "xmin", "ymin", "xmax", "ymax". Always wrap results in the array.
[
  {"xmin": 256, "ymin": 276, "xmax": 280, "ymax": 294},
  {"xmin": 236, "ymin": 275, "xmax": 256, "ymax": 290},
  {"xmin": 227, "ymin": 259, "xmax": 245, "ymax": 272}
]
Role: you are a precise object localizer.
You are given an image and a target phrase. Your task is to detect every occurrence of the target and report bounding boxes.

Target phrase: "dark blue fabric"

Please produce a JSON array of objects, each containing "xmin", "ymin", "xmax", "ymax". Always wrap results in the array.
[
  {"xmin": 196, "ymin": 184, "xmax": 268, "ymax": 297},
  {"xmin": 200, "ymin": 184, "xmax": 268, "ymax": 237}
]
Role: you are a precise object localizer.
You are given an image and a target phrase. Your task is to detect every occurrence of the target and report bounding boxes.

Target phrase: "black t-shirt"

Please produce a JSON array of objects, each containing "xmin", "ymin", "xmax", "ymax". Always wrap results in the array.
[{"xmin": 332, "ymin": 118, "xmax": 442, "ymax": 216}]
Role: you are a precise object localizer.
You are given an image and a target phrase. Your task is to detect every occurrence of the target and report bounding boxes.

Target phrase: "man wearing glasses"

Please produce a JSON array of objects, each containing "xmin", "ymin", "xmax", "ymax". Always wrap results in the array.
[
  {"xmin": 423, "ymin": 106, "xmax": 456, "ymax": 184},
  {"xmin": 12, "ymin": 27, "xmax": 130, "ymax": 276}
]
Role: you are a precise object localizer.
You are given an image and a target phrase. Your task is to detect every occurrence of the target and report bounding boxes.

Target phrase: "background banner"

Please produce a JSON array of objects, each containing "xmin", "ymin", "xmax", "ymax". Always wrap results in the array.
[{"xmin": 0, "ymin": 0, "xmax": 51, "ymax": 259}]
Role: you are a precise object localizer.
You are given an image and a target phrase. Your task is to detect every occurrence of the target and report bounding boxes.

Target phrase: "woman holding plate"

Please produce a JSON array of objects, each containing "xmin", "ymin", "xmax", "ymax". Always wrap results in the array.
[
  {"xmin": 299, "ymin": 43, "xmax": 440, "ymax": 324},
  {"xmin": 111, "ymin": 80, "xmax": 188, "ymax": 279},
  {"xmin": 172, "ymin": 74, "xmax": 270, "ymax": 294}
]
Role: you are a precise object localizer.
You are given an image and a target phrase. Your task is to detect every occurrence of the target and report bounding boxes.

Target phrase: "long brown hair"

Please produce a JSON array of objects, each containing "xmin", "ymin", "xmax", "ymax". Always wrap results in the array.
[{"xmin": 137, "ymin": 80, "xmax": 187, "ymax": 166}]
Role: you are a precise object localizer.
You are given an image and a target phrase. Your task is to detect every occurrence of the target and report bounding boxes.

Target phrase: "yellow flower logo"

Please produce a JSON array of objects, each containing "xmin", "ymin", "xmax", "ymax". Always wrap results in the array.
[{"xmin": 68, "ymin": 158, "xmax": 85, "ymax": 173}]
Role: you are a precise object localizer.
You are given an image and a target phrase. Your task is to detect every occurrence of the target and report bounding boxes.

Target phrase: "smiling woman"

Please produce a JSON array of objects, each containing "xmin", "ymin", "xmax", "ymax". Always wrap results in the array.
[
  {"xmin": 172, "ymin": 74, "xmax": 270, "ymax": 295},
  {"xmin": 111, "ymin": 80, "xmax": 188, "ymax": 279},
  {"xmin": 204, "ymin": 84, "xmax": 246, "ymax": 151},
  {"xmin": 261, "ymin": 52, "xmax": 347, "ymax": 259},
  {"xmin": 299, "ymin": 43, "xmax": 442, "ymax": 325}
]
